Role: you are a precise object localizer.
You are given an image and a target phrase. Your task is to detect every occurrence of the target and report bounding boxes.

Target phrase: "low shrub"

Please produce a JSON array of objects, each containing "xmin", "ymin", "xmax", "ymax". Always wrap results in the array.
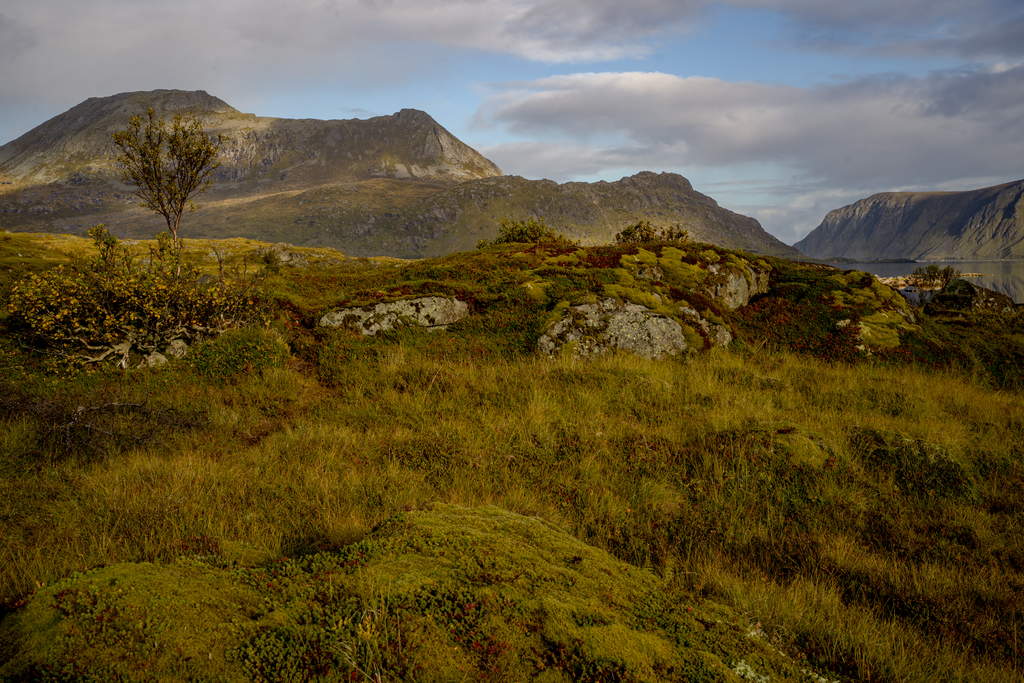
[
  {"xmin": 613, "ymin": 220, "xmax": 690, "ymax": 245},
  {"xmin": 5, "ymin": 226, "xmax": 265, "ymax": 369},
  {"xmin": 477, "ymin": 217, "xmax": 576, "ymax": 248}
]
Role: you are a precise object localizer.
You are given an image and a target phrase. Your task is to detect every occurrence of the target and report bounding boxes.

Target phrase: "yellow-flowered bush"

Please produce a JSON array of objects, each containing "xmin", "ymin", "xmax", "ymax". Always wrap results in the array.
[{"xmin": 6, "ymin": 226, "xmax": 264, "ymax": 366}]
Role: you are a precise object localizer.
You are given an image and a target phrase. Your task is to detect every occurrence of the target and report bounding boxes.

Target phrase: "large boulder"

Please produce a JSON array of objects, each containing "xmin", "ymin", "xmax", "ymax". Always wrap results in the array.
[
  {"xmin": 538, "ymin": 298, "xmax": 692, "ymax": 360},
  {"xmin": 927, "ymin": 278, "xmax": 1017, "ymax": 314},
  {"xmin": 704, "ymin": 261, "xmax": 771, "ymax": 310},
  {"xmin": 319, "ymin": 296, "xmax": 469, "ymax": 335}
]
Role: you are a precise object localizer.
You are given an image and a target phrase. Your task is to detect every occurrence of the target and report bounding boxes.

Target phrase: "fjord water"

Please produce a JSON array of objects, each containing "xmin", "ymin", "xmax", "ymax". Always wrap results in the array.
[{"xmin": 836, "ymin": 261, "xmax": 1024, "ymax": 303}]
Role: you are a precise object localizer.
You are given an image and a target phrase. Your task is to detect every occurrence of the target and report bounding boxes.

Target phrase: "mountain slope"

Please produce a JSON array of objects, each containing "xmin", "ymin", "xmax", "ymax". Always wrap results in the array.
[
  {"xmin": 0, "ymin": 89, "xmax": 501, "ymax": 186},
  {"xmin": 794, "ymin": 180, "xmax": 1024, "ymax": 260},
  {"xmin": 0, "ymin": 90, "xmax": 797, "ymax": 259}
]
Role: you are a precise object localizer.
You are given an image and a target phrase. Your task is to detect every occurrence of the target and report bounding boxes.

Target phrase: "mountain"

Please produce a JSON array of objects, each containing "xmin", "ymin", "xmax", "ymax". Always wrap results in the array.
[
  {"xmin": 794, "ymin": 180, "xmax": 1024, "ymax": 260},
  {"xmin": 0, "ymin": 90, "xmax": 799, "ymax": 259}
]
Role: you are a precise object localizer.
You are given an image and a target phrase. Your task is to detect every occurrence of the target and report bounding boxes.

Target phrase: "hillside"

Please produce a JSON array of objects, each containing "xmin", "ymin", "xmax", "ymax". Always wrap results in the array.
[
  {"xmin": 1, "ymin": 230, "xmax": 1024, "ymax": 681},
  {"xmin": 795, "ymin": 179, "xmax": 1024, "ymax": 260},
  {"xmin": 0, "ymin": 90, "xmax": 799, "ymax": 259}
]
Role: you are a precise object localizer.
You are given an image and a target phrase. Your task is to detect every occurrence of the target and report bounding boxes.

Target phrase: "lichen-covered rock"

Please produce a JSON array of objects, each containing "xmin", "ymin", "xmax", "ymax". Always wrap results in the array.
[
  {"xmin": 0, "ymin": 505, "xmax": 828, "ymax": 683},
  {"xmin": 679, "ymin": 304, "xmax": 733, "ymax": 348},
  {"xmin": 827, "ymin": 271, "xmax": 921, "ymax": 349},
  {"xmin": 704, "ymin": 261, "xmax": 771, "ymax": 310},
  {"xmin": 538, "ymin": 298, "xmax": 691, "ymax": 359},
  {"xmin": 319, "ymin": 296, "xmax": 469, "ymax": 335},
  {"xmin": 927, "ymin": 278, "xmax": 1017, "ymax": 314},
  {"xmin": 165, "ymin": 339, "xmax": 189, "ymax": 359}
]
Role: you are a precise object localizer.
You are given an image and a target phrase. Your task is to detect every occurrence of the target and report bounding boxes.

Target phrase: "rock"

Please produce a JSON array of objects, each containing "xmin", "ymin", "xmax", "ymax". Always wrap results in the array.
[
  {"xmin": 261, "ymin": 243, "xmax": 310, "ymax": 268},
  {"xmin": 141, "ymin": 352, "xmax": 167, "ymax": 368},
  {"xmin": 538, "ymin": 298, "xmax": 690, "ymax": 360},
  {"xmin": 678, "ymin": 305, "xmax": 733, "ymax": 348},
  {"xmin": 704, "ymin": 261, "xmax": 770, "ymax": 310},
  {"xmin": 166, "ymin": 339, "xmax": 188, "ymax": 359},
  {"xmin": 927, "ymin": 278, "xmax": 1017, "ymax": 314},
  {"xmin": 319, "ymin": 296, "xmax": 469, "ymax": 335}
]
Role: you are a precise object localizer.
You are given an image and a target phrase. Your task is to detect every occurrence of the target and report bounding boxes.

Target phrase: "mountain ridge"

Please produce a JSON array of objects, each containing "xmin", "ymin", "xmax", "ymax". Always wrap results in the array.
[
  {"xmin": 0, "ymin": 89, "xmax": 799, "ymax": 259},
  {"xmin": 794, "ymin": 179, "xmax": 1024, "ymax": 260}
]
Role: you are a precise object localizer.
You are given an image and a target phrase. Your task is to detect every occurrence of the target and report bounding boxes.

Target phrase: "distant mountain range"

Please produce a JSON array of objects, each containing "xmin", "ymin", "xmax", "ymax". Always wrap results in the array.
[
  {"xmin": 795, "ymin": 180, "xmax": 1024, "ymax": 260},
  {"xmin": 0, "ymin": 90, "xmax": 799, "ymax": 259}
]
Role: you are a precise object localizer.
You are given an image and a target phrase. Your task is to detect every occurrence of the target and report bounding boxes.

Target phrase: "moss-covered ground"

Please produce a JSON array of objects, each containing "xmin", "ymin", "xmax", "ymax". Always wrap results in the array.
[{"xmin": 1, "ymin": 232, "xmax": 1023, "ymax": 682}]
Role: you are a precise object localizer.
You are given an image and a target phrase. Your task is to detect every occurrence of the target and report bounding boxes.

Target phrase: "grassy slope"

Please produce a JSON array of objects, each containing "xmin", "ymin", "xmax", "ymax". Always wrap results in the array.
[{"xmin": 1, "ymin": 233, "xmax": 1023, "ymax": 682}]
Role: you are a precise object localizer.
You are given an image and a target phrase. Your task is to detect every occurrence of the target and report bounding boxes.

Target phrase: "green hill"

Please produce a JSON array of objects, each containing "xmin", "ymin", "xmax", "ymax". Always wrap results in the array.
[{"xmin": 1, "ymin": 230, "xmax": 1023, "ymax": 682}]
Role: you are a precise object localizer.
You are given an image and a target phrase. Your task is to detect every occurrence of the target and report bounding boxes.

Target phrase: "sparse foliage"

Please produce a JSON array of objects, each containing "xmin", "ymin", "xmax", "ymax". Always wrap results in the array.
[
  {"xmin": 5, "ymin": 225, "xmax": 264, "ymax": 368},
  {"xmin": 477, "ymin": 217, "xmax": 576, "ymax": 249},
  {"xmin": 614, "ymin": 220, "xmax": 690, "ymax": 245},
  {"xmin": 909, "ymin": 263, "xmax": 961, "ymax": 290},
  {"xmin": 112, "ymin": 109, "xmax": 223, "ymax": 250}
]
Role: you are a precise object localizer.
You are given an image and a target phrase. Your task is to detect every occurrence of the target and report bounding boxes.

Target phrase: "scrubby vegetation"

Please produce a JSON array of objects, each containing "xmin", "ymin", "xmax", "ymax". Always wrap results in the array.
[
  {"xmin": 1, "ymin": 229, "xmax": 1023, "ymax": 682},
  {"xmin": 5, "ymin": 226, "xmax": 264, "ymax": 371},
  {"xmin": 613, "ymin": 220, "xmax": 690, "ymax": 245},
  {"xmin": 909, "ymin": 263, "xmax": 961, "ymax": 290},
  {"xmin": 477, "ymin": 217, "xmax": 577, "ymax": 249}
]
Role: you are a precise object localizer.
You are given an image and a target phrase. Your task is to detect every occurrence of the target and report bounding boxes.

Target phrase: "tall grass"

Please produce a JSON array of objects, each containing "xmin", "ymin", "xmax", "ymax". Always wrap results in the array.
[{"xmin": 2, "ymin": 334, "xmax": 1022, "ymax": 681}]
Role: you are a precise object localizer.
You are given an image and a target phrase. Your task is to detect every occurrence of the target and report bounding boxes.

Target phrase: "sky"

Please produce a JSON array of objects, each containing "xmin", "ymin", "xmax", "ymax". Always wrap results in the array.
[{"xmin": 1, "ymin": 0, "xmax": 1022, "ymax": 246}]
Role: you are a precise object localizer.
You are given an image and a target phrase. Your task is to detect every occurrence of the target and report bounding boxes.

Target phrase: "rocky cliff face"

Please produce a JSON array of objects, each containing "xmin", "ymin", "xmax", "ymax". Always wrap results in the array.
[
  {"xmin": 794, "ymin": 180, "xmax": 1024, "ymax": 260},
  {"xmin": 0, "ymin": 89, "xmax": 502, "ymax": 186},
  {"xmin": 0, "ymin": 90, "xmax": 795, "ymax": 259}
]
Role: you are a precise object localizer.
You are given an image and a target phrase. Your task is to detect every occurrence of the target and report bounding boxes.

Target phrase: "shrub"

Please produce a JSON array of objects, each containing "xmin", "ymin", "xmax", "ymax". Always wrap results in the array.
[
  {"xmin": 909, "ymin": 263, "xmax": 960, "ymax": 290},
  {"xmin": 614, "ymin": 220, "xmax": 690, "ymax": 245},
  {"xmin": 5, "ymin": 226, "xmax": 265, "ymax": 368},
  {"xmin": 477, "ymin": 217, "xmax": 576, "ymax": 248}
]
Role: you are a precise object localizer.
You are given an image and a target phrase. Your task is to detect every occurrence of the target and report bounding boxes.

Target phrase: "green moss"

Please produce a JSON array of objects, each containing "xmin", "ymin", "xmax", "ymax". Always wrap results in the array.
[
  {"xmin": 656, "ymin": 248, "xmax": 706, "ymax": 291},
  {"xmin": 544, "ymin": 253, "xmax": 580, "ymax": 266},
  {"xmin": 521, "ymin": 278, "xmax": 552, "ymax": 303},
  {"xmin": 601, "ymin": 285, "xmax": 668, "ymax": 314},
  {"xmin": 0, "ymin": 505, "xmax": 822, "ymax": 682},
  {"xmin": 681, "ymin": 324, "xmax": 705, "ymax": 352}
]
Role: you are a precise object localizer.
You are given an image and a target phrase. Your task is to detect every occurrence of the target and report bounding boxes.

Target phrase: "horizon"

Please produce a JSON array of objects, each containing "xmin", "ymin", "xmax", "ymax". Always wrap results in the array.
[{"xmin": 1, "ymin": 0, "xmax": 1022, "ymax": 246}]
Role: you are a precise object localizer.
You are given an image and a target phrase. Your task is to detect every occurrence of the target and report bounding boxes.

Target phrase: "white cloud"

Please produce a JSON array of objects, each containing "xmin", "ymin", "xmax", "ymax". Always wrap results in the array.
[
  {"xmin": 0, "ymin": 0, "xmax": 705, "ymax": 142},
  {"xmin": 474, "ymin": 67, "xmax": 1024, "ymax": 244},
  {"xmin": 477, "ymin": 68, "xmax": 1024, "ymax": 190}
]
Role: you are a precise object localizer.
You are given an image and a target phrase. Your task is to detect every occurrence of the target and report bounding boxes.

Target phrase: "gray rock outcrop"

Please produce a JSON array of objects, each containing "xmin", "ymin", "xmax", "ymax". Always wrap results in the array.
[
  {"xmin": 678, "ymin": 305, "xmax": 733, "ymax": 347},
  {"xmin": 537, "ymin": 298, "xmax": 690, "ymax": 360},
  {"xmin": 927, "ymin": 278, "xmax": 1018, "ymax": 314},
  {"xmin": 319, "ymin": 296, "xmax": 469, "ymax": 336},
  {"xmin": 704, "ymin": 261, "xmax": 771, "ymax": 310}
]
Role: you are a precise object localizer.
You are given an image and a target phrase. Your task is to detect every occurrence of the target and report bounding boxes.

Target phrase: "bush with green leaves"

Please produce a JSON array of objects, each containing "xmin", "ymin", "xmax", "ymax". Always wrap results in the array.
[
  {"xmin": 477, "ymin": 217, "xmax": 576, "ymax": 248},
  {"xmin": 614, "ymin": 220, "xmax": 690, "ymax": 245},
  {"xmin": 5, "ymin": 225, "xmax": 265, "ymax": 368},
  {"xmin": 910, "ymin": 263, "xmax": 961, "ymax": 290}
]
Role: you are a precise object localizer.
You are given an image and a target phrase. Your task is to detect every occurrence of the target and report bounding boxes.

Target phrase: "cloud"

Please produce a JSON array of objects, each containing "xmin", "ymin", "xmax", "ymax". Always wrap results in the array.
[
  {"xmin": 477, "ymin": 68, "xmax": 1024, "ymax": 190},
  {"xmin": 728, "ymin": 0, "xmax": 1024, "ymax": 59},
  {"xmin": 0, "ymin": 0, "xmax": 704, "ymax": 142},
  {"xmin": 474, "ymin": 66, "xmax": 1024, "ymax": 243}
]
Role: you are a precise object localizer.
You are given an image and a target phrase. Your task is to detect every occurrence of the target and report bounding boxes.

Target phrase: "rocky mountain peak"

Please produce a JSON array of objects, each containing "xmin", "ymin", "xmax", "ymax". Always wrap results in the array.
[{"xmin": 0, "ymin": 90, "xmax": 502, "ymax": 186}]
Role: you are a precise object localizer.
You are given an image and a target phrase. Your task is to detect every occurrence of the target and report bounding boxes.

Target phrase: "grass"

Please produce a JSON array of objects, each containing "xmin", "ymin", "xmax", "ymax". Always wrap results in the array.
[{"xmin": 1, "ymin": 235, "xmax": 1023, "ymax": 681}]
